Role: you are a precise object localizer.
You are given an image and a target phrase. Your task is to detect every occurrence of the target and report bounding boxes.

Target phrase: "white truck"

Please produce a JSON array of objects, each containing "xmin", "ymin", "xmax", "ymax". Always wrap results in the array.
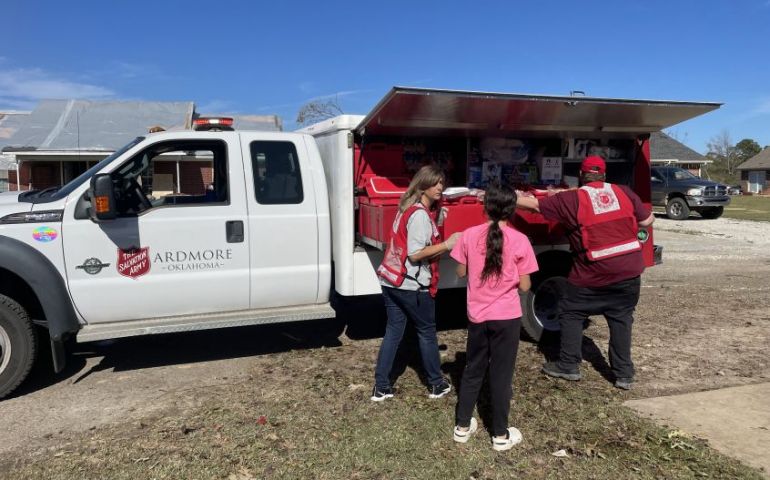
[{"xmin": 0, "ymin": 87, "xmax": 718, "ymax": 398}]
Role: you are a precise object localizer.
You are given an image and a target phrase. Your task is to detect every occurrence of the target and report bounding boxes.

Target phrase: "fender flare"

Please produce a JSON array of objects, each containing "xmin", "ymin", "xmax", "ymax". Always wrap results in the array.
[{"xmin": 0, "ymin": 235, "xmax": 80, "ymax": 341}]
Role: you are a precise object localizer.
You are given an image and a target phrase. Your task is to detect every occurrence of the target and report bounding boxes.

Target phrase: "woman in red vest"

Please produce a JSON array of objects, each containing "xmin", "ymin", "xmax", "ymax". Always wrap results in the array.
[{"xmin": 372, "ymin": 165, "xmax": 461, "ymax": 401}]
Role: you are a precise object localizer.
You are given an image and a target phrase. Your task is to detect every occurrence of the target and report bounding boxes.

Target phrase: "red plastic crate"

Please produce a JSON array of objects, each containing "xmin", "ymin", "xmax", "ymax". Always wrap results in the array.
[{"xmin": 439, "ymin": 196, "xmax": 486, "ymax": 238}]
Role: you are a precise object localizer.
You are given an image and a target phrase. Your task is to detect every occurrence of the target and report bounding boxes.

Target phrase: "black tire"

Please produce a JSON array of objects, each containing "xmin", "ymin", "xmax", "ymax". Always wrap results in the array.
[
  {"xmin": 0, "ymin": 295, "xmax": 37, "ymax": 400},
  {"xmin": 665, "ymin": 197, "xmax": 690, "ymax": 220},
  {"xmin": 699, "ymin": 207, "xmax": 724, "ymax": 219},
  {"xmin": 520, "ymin": 254, "xmax": 572, "ymax": 341}
]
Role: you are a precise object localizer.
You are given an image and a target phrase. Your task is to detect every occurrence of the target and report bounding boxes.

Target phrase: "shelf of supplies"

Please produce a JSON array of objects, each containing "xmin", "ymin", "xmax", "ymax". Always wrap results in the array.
[{"xmin": 562, "ymin": 158, "xmax": 630, "ymax": 163}]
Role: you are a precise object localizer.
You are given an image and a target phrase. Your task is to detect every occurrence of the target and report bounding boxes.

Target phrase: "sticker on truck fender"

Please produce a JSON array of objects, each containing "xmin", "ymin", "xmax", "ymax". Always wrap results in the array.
[
  {"xmin": 32, "ymin": 226, "xmax": 58, "ymax": 242},
  {"xmin": 117, "ymin": 247, "xmax": 151, "ymax": 279}
]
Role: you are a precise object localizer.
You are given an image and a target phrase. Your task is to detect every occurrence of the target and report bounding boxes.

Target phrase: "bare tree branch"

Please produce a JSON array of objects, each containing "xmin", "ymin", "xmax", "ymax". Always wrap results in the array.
[{"xmin": 296, "ymin": 96, "xmax": 344, "ymax": 126}]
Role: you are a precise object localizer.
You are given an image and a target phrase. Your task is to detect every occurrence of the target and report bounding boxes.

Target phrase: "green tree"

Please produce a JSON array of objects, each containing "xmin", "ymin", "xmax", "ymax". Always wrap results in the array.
[{"xmin": 735, "ymin": 138, "xmax": 761, "ymax": 163}]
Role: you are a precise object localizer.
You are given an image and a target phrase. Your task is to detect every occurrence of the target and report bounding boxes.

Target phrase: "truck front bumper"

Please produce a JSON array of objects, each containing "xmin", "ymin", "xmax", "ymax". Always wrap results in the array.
[{"xmin": 686, "ymin": 195, "xmax": 731, "ymax": 208}]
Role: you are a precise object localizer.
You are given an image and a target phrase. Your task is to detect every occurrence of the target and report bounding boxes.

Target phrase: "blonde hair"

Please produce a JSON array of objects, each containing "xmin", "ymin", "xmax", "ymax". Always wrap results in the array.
[{"xmin": 399, "ymin": 165, "xmax": 446, "ymax": 212}]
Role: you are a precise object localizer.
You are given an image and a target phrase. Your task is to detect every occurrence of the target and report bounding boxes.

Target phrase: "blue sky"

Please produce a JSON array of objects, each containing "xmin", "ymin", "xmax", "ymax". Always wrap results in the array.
[{"xmin": 3, "ymin": 0, "xmax": 769, "ymax": 153}]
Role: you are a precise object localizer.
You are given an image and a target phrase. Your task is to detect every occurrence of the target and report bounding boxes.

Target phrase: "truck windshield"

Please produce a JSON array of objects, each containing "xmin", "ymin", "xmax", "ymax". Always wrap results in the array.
[
  {"xmin": 19, "ymin": 137, "xmax": 145, "ymax": 203},
  {"xmin": 669, "ymin": 167, "xmax": 699, "ymax": 181}
]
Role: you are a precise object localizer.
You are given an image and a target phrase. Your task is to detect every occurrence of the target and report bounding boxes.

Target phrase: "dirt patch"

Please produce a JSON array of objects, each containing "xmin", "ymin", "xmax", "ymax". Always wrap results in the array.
[{"xmin": 0, "ymin": 216, "xmax": 767, "ymax": 478}]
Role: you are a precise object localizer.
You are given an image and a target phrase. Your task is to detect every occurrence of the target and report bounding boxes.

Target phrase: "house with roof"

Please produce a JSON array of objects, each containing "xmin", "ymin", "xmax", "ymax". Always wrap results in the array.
[
  {"xmin": 0, "ymin": 110, "xmax": 31, "ymax": 191},
  {"xmin": 737, "ymin": 147, "xmax": 770, "ymax": 194},
  {"xmin": 0, "ymin": 99, "xmax": 281, "ymax": 193},
  {"xmin": 649, "ymin": 131, "xmax": 711, "ymax": 176}
]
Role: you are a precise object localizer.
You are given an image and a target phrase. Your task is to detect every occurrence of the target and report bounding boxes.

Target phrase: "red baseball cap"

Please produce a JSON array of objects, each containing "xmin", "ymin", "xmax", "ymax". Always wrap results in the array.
[{"xmin": 580, "ymin": 155, "xmax": 606, "ymax": 174}]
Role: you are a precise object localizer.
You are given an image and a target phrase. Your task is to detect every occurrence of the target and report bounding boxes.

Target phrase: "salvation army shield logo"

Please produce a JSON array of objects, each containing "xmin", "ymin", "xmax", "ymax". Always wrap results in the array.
[{"xmin": 117, "ymin": 247, "xmax": 150, "ymax": 279}]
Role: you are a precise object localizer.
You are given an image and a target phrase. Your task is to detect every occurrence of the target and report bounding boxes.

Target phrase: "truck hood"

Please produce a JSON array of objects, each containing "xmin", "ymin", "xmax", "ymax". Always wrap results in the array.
[
  {"xmin": 0, "ymin": 192, "xmax": 33, "ymax": 219},
  {"xmin": 673, "ymin": 179, "xmax": 725, "ymax": 188},
  {"xmin": 0, "ymin": 190, "xmax": 24, "ymax": 205},
  {"xmin": 0, "ymin": 192, "xmax": 68, "ymax": 219}
]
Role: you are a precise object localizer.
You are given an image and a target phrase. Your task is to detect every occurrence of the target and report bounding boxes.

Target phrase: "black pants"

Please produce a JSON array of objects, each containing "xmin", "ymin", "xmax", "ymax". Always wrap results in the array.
[
  {"xmin": 455, "ymin": 319, "xmax": 520, "ymax": 437},
  {"xmin": 557, "ymin": 276, "xmax": 641, "ymax": 379}
]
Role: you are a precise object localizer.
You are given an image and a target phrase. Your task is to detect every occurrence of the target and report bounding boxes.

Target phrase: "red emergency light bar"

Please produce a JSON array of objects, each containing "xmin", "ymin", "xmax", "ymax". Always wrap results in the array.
[{"xmin": 193, "ymin": 117, "xmax": 235, "ymax": 131}]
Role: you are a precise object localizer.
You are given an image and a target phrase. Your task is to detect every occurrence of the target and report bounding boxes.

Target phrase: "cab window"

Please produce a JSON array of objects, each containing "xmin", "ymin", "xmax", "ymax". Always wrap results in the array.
[
  {"xmin": 250, "ymin": 141, "xmax": 303, "ymax": 204},
  {"xmin": 112, "ymin": 140, "xmax": 228, "ymax": 216}
]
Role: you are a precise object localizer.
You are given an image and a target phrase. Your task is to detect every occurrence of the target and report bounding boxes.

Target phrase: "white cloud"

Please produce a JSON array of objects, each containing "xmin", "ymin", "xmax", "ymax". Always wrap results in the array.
[
  {"xmin": 0, "ymin": 67, "xmax": 114, "ymax": 105},
  {"xmin": 0, "ymin": 96, "xmax": 37, "ymax": 111},
  {"xmin": 306, "ymin": 89, "xmax": 370, "ymax": 102}
]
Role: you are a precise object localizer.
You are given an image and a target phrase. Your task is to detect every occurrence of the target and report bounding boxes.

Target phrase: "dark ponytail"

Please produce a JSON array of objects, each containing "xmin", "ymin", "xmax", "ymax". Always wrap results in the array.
[{"xmin": 480, "ymin": 183, "xmax": 518, "ymax": 284}]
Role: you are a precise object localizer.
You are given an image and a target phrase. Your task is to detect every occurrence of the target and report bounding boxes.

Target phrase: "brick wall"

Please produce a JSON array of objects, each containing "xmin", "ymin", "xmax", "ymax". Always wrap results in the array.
[
  {"xmin": 8, "ymin": 161, "xmax": 215, "ymax": 195},
  {"xmin": 179, "ymin": 161, "xmax": 212, "ymax": 195},
  {"xmin": 8, "ymin": 162, "xmax": 54, "ymax": 191},
  {"xmin": 153, "ymin": 160, "xmax": 213, "ymax": 195}
]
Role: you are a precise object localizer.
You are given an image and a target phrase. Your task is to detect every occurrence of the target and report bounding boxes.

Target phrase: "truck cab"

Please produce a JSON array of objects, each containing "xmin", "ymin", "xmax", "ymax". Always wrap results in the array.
[{"xmin": 0, "ymin": 127, "xmax": 333, "ymax": 399}]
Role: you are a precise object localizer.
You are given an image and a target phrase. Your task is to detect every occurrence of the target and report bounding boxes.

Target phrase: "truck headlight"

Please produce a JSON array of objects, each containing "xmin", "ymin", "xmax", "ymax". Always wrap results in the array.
[
  {"xmin": 0, "ymin": 210, "xmax": 63, "ymax": 224},
  {"xmin": 686, "ymin": 187, "xmax": 704, "ymax": 196}
]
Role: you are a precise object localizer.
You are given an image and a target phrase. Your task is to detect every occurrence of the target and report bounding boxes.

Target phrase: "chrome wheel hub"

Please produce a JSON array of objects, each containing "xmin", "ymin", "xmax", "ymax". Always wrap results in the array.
[{"xmin": 0, "ymin": 325, "xmax": 11, "ymax": 377}]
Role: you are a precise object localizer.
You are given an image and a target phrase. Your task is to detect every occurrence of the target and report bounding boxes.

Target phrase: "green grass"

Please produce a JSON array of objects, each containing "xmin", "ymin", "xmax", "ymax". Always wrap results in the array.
[
  {"xmin": 0, "ymin": 335, "xmax": 763, "ymax": 480},
  {"xmin": 722, "ymin": 195, "xmax": 770, "ymax": 222}
]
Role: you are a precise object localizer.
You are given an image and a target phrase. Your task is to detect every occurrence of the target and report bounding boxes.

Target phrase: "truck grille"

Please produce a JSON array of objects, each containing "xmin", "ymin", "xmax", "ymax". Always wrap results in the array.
[{"xmin": 703, "ymin": 185, "xmax": 727, "ymax": 197}]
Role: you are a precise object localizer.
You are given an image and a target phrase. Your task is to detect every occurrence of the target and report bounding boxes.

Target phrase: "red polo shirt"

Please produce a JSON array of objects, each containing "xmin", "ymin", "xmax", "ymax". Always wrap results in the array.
[{"xmin": 538, "ymin": 185, "xmax": 651, "ymax": 288}]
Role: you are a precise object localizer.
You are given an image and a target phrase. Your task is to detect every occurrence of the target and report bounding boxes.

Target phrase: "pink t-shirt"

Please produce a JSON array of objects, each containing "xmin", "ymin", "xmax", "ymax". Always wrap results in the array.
[{"xmin": 451, "ymin": 223, "xmax": 539, "ymax": 323}]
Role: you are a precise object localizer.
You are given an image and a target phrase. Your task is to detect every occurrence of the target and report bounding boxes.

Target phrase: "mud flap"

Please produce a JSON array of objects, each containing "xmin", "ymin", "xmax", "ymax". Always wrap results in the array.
[
  {"xmin": 653, "ymin": 244, "xmax": 663, "ymax": 265},
  {"xmin": 50, "ymin": 338, "xmax": 67, "ymax": 373}
]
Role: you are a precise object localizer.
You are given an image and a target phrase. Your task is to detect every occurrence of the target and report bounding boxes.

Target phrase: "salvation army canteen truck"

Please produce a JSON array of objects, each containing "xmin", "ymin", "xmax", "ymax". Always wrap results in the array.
[{"xmin": 0, "ymin": 87, "xmax": 719, "ymax": 398}]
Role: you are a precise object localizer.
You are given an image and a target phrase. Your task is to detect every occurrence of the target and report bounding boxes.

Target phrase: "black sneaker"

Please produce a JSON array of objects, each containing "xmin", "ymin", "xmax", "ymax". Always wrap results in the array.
[
  {"xmin": 614, "ymin": 377, "xmax": 634, "ymax": 390},
  {"xmin": 370, "ymin": 386, "xmax": 394, "ymax": 402},
  {"xmin": 541, "ymin": 361, "xmax": 582, "ymax": 381},
  {"xmin": 428, "ymin": 380, "xmax": 452, "ymax": 399}
]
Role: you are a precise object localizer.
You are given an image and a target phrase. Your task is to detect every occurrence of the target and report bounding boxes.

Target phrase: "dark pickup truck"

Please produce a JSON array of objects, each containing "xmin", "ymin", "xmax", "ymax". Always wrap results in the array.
[{"xmin": 651, "ymin": 166, "xmax": 731, "ymax": 220}]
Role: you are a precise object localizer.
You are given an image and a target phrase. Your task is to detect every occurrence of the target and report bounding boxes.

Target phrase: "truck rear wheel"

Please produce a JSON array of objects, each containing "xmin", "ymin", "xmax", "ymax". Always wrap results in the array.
[
  {"xmin": 699, "ymin": 207, "xmax": 724, "ymax": 219},
  {"xmin": 520, "ymin": 254, "xmax": 572, "ymax": 342},
  {"xmin": 665, "ymin": 197, "xmax": 690, "ymax": 220},
  {"xmin": 0, "ymin": 295, "xmax": 37, "ymax": 400}
]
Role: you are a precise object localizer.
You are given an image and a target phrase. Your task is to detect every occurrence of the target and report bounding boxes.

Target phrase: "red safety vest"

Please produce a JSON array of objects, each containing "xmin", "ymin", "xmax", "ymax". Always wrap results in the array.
[
  {"xmin": 577, "ymin": 182, "xmax": 641, "ymax": 261},
  {"xmin": 377, "ymin": 203, "xmax": 441, "ymax": 297}
]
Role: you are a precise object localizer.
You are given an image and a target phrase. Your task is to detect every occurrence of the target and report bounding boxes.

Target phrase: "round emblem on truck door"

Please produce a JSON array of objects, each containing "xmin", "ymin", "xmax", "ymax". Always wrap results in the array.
[{"xmin": 76, "ymin": 258, "xmax": 111, "ymax": 275}]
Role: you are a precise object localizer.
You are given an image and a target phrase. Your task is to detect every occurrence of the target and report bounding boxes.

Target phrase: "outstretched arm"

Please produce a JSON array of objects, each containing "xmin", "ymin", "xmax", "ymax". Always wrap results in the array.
[
  {"xmin": 515, "ymin": 195, "xmax": 541, "ymax": 213},
  {"xmin": 638, "ymin": 212, "xmax": 655, "ymax": 227}
]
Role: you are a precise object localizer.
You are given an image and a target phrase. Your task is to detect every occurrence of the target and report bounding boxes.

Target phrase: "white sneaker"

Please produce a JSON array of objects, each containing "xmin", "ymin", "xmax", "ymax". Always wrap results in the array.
[
  {"xmin": 492, "ymin": 427, "xmax": 523, "ymax": 451},
  {"xmin": 453, "ymin": 417, "xmax": 478, "ymax": 443}
]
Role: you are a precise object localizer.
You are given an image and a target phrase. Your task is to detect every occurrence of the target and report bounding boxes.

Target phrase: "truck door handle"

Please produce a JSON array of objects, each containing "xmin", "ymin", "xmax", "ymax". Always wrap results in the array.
[{"xmin": 226, "ymin": 221, "xmax": 244, "ymax": 243}]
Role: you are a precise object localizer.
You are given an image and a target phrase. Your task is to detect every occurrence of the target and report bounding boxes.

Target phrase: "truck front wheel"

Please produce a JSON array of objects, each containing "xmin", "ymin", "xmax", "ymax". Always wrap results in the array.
[
  {"xmin": 665, "ymin": 197, "xmax": 690, "ymax": 220},
  {"xmin": 0, "ymin": 295, "xmax": 37, "ymax": 400}
]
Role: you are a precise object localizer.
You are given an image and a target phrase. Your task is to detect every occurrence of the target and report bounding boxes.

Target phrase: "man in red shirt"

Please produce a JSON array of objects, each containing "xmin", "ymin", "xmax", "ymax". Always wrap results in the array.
[{"xmin": 516, "ymin": 156, "xmax": 654, "ymax": 389}]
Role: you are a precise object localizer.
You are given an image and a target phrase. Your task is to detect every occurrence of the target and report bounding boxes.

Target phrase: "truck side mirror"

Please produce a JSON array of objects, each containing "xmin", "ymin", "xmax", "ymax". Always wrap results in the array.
[{"xmin": 88, "ymin": 173, "xmax": 118, "ymax": 222}]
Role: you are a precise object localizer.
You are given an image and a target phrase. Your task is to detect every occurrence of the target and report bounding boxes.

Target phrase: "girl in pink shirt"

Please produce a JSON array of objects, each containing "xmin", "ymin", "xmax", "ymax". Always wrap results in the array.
[{"xmin": 450, "ymin": 184, "xmax": 538, "ymax": 451}]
